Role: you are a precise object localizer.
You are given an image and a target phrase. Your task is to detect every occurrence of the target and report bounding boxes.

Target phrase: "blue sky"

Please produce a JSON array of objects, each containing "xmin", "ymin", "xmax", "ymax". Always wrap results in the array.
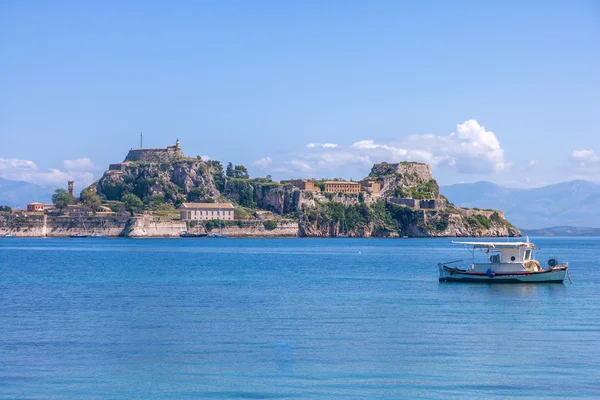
[{"xmin": 1, "ymin": 1, "xmax": 599, "ymax": 189}]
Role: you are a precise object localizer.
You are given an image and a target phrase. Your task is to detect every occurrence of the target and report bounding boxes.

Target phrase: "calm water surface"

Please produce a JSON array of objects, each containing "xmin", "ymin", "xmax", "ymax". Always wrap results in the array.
[{"xmin": 1, "ymin": 237, "xmax": 599, "ymax": 399}]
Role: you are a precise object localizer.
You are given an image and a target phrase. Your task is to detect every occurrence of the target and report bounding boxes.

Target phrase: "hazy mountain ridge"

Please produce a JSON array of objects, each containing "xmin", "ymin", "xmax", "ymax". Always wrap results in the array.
[
  {"xmin": 441, "ymin": 180, "xmax": 600, "ymax": 229},
  {"xmin": 0, "ymin": 178, "xmax": 55, "ymax": 208},
  {"xmin": 521, "ymin": 226, "xmax": 600, "ymax": 237}
]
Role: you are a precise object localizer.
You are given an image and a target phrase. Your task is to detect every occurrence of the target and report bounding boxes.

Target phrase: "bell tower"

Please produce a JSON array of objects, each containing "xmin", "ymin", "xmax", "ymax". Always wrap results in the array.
[{"xmin": 68, "ymin": 181, "xmax": 74, "ymax": 196}]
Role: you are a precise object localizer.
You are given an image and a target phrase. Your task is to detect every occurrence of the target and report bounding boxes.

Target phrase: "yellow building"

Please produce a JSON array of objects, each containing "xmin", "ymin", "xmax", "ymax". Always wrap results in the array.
[
  {"xmin": 179, "ymin": 202, "xmax": 235, "ymax": 221},
  {"xmin": 323, "ymin": 181, "xmax": 361, "ymax": 194}
]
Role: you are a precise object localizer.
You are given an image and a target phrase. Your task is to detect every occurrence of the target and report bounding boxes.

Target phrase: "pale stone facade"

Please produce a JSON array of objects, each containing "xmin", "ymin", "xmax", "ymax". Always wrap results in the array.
[
  {"xmin": 360, "ymin": 180, "xmax": 381, "ymax": 194},
  {"xmin": 180, "ymin": 202, "xmax": 235, "ymax": 221},
  {"xmin": 324, "ymin": 181, "xmax": 360, "ymax": 194},
  {"xmin": 280, "ymin": 179, "xmax": 320, "ymax": 191}
]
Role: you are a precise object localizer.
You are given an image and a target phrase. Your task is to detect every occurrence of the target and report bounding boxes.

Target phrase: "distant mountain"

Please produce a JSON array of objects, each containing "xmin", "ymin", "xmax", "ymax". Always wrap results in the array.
[
  {"xmin": 0, "ymin": 178, "xmax": 55, "ymax": 209},
  {"xmin": 441, "ymin": 180, "xmax": 600, "ymax": 229},
  {"xmin": 521, "ymin": 226, "xmax": 600, "ymax": 237}
]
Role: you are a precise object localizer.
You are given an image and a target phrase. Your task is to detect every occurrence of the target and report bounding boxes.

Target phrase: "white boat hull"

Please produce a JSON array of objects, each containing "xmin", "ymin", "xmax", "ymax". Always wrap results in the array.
[{"xmin": 439, "ymin": 265, "xmax": 567, "ymax": 283}]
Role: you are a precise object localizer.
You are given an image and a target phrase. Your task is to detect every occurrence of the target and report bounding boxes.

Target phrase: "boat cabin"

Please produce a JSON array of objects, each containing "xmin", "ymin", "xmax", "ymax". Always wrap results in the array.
[{"xmin": 453, "ymin": 239, "xmax": 540, "ymax": 272}]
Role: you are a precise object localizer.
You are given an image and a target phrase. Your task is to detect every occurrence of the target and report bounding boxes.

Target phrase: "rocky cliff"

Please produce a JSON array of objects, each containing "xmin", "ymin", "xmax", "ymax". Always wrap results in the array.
[
  {"xmin": 298, "ymin": 201, "xmax": 519, "ymax": 238},
  {"xmin": 368, "ymin": 162, "xmax": 440, "ymax": 198},
  {"xmin": 95, "ymin": 159, "xmax": 222, "ymax": 203}
]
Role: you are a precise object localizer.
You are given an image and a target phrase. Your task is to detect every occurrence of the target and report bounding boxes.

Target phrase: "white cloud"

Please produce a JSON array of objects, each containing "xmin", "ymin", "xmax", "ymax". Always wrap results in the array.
[
  {"xmin": 252, "ymin": 156, "xmax": 273, "ymax": 168},
  {"xmin": 63, "ymin": 158, "xmax": 97, "ymax": 170},
  {"xmin": 306, "ymin": 143, "xmax": 339, "ymax": 149},
  {"xmin": 570, "ymin": 149, "xmax": 599, "ymax": 167},
  {"xmin": 0, "ymin": 157, "xmax": 96, "ymax": 188},
  {"xmin": 289, "ymin": 159, "xmax": 313, "ymax": 172},
  {"xmin": 349, "ymin": 120, "xmax": 509, "ymax": 174},
  {"xmin": 266, "ymin": 120, "xmax": 511, "ymax": 178},
  {"xmin": 528, "ymin": 160, "xmax": 538, "ymax": 167}
]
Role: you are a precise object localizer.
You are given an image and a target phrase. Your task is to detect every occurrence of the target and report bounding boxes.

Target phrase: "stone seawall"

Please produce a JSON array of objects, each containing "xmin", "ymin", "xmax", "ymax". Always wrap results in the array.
[
  {"xmin": 125, "ymin": 216, "xmax": 186, "ymax": 237},
  {"xmin": 47, "ymin": 216, "xmax": 130, "ymax": 237},
  {"xmin": 219, "ymin": 221, "xmax": 298, "ymax": 237},
  {"xmin": 0, "ymin": 213, "xmax": 183, "ymax": 238},
  {"xmin": 186, "ymin": 220, "xmax": 299, "ymax": 237}
]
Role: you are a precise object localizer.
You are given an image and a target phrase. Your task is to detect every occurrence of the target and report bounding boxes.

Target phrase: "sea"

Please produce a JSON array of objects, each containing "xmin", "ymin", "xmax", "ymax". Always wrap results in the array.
[{"xmin": 1, "ymin": 237, "xmax": 599, "ymax": 399}]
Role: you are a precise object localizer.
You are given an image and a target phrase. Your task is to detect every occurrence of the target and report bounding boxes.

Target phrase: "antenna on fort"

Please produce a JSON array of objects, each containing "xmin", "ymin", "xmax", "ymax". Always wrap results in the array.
[{"xmin": 140, "ymin": 130, "xmax": 143, "ymax": 149}]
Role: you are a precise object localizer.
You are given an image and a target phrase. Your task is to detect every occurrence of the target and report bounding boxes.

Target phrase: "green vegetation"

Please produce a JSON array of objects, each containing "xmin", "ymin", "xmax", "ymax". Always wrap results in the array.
[
  {"xmin": 468, "ymin": 214, "xmax": 491, "ymax": 229},
  {"xmin": 227, "ymin": 178, "xmax": 256, "ymax": 208},
  {"xmin": 122, "ymin": 193, "xmax": 143, "ymax": 216},
  {"xmin": 411, "ymin": 179, "xmax": 438, "ymax": 199},
  {"xmin": 490, "ymin": 211, "xmax": 501, "ymax": 223},
  {"xmin": 226, "ymin": 162, "xmax": 249, "ymax": 179},
  {"xmin": 394, "ymin": 187, "xmax": 406, "ymax": 197},
  {"xmin": 263, "ymin": 220, "xmax": 277, "ymax": 230},
  {"xmin": 391, "ymin": 179, "xmax": 438, "ymax": 199},
  {"xmin": 234, "ymin": 207, "xmax": 253, "ymax": 219},
  {"xmin": 52, "ymin": 189, "xmax": 75, "ymax": 210},
  {"xmin": 314, "ymin": 181, "xmax": 326, "ymax": 191},
  {"xmin": 204, "ymin": 219, "xmax": 225, "ymax": 232},
  {"xmin": 368, "ymin": 162, "xmax": 397, "ymax": 178},
  {"xmin": 302, "ymin": 200, "xmax": 403, "ymax": 235},
  {"xmin": 188, "ymin": 187, "xmax": 213, "ymax": 202},
  {"xmin": 0, "ymin": 205, "xmax": 12, "ymax": 213},
  {"xmin": 81, "ymin": 189, "xmax": 101, "ymax": 214}
]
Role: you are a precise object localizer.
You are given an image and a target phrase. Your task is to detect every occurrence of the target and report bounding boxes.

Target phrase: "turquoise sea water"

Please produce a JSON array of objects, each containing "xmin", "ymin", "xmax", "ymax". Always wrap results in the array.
[{"xmin": 1, "ymin": 237, "xmax": 599, "ymax": 399}]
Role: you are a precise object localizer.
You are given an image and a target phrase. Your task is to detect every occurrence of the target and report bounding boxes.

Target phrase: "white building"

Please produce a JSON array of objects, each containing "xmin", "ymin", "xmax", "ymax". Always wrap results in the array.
[{"xmin": 179, "ymin": 202, "xmax": 235, "ymax": 221}]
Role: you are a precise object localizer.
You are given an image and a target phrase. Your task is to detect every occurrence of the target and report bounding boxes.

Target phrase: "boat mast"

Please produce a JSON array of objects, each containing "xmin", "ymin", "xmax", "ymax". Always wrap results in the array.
[{"xmin": 218, "ymin": 202, "xmax": 222, "ymax": 235}]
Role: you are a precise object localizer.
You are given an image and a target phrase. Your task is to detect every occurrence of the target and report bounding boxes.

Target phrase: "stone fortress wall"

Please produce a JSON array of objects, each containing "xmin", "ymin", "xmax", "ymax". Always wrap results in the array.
[
  {"xmin": 394, "ymin": 162, "xmax": 433, "ymax": 181},
  {"xmin": 109, "ymin": 140, "xmax": 184, "ymax": 171},
  {"xmin": 388, "ymin": 197, "xmax": 447, "ymax": 210}
]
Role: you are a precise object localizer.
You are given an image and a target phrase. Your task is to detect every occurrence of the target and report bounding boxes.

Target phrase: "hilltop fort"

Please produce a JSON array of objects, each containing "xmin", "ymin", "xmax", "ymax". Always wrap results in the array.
[{"xmin": 109, "ymin": 140, "xmax": 185, "ymax": 171}]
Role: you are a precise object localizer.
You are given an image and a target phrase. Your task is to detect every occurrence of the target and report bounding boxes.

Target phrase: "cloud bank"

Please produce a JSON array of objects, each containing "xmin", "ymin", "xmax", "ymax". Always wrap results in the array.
[
  {"xmin": 275, "ymin": 120, "xmax": 510, "ymax": 177},
  {"xmin": 0, "ymin": 157, "xmax": 96, "ymax": 188}
]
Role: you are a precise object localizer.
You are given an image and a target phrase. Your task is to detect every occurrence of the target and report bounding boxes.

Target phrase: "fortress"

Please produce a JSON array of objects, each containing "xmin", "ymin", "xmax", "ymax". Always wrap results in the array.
[
  {"xmin": 109, "ymin": 140, "xmax": 185, "ymax": 171},
  {"xmin": 124, "ymin": 140, "xmax": 184, "ymax": 162}
]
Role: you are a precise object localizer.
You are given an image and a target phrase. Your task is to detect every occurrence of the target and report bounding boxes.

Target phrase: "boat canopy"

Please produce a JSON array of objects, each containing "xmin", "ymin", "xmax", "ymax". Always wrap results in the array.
[{"xmin": 452, "ymin": 241, "xmax": 534, "ymax": 249}]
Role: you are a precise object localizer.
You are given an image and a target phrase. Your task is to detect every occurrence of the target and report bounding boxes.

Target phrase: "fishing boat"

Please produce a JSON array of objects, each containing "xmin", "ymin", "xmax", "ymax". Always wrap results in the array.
[
  {"xmin": 180, "ymin": 232, "xmax": 208, "ymax": 238},
  {"xmin": 438, "ymin": 238, "xmax": 569, "ymax": 283}
]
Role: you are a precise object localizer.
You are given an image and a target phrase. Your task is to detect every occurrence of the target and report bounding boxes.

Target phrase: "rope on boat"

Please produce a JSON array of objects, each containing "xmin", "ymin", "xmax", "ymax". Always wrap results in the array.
[{"xmin": 566, "ymin": 268, "xmax": 573, "ymax": 284}]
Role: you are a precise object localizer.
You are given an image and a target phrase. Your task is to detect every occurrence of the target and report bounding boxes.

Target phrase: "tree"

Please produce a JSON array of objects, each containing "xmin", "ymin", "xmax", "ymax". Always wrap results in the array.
[
  {"xmin": 122, "ymin": 193, "xmax": 143, "ymax": 216},
  {"xmin": 233, "ymin": 165, "xmax": 249, "ymax": 179},
  {"xmin": 81, "ymin": 189, "xmax": 101, "ymax": 214},
  {"xmin": 226, "ymin": 162, "xmax": 249, "ymax": 179},
  {"xmin": 0, "ymin": 205, "xmax": 12, "ymax": 213},
  {"xmin": 263, "ymin": 220, "xmax": 277, "ymax": 231},
  {"xmin": 52, "ymin": 189, "xmax": 74, "ymax": 210}
]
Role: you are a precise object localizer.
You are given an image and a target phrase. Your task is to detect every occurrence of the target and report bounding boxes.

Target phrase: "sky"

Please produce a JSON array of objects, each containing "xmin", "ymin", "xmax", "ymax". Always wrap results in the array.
[{"xmin": 1, "ymin": 0, "xmax": 599, "ymax": 189}]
